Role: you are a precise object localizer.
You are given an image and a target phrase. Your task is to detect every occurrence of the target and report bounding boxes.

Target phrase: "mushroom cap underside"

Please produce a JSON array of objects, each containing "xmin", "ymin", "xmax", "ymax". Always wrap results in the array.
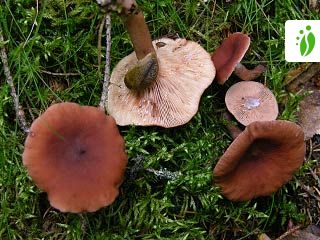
[
  {"xmin": 108, "ymin": 37, "xmax": 216, "ymax": 128},
  {"xmin": 213, "ymin": 120, "xmax": 305, "ymax": 201},
  {"xmin": 23, "ymin": 102, "xmax": 128, "ymax": 213},
  {"xmin": 225, "ymin": 81, "xmax": 279, "ymax": 126}
]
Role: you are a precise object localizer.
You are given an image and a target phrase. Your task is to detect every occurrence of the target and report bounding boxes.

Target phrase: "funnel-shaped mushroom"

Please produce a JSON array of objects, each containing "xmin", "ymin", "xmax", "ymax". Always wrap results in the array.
[
  {"xmin": 23, "ymin": 102, "xmax": 127, "ymax": 213},
  {"xmin": 211, "ymin": 33, "xmax": 266, "ymax": 84},
  {"xmin": 225, "ymin": 81, "xmax": 278, "ymax": 126},
  {"xmin": 213, "ymin": 120, "xmax": 305, "ymax": 201},
  {"xmin": 108, "ymin": 38, "xmax": 215, "ymax": 128}
]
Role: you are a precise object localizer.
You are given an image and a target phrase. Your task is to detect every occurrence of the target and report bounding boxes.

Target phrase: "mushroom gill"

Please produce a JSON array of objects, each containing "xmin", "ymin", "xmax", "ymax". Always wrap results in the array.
[{"xmin": 108, "ymin": 38, "xmax": 215, "ymax": 128}]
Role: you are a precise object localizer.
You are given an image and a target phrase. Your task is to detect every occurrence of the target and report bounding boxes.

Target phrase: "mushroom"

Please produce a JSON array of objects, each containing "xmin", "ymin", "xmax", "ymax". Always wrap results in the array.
[
  {"xmin": 108, "ymin": 37, "xmax": 216, "ymax": 127},
  {"xmin": 225, "ymin": 81, "xmax": 278, "ymax": 126},
  {"xmin": 213, "ymin": 120, "xmax": 306, "ymax": 201},
  {"xmin": 211, "ymin": 32, "xmax": 266, "ymax": 84},
  {"xmin": 23, "ymin": 102, "xmax": 127, "ymax": 213},
  {"xmin": 104, "ymin": 0, "xmax": 215, "ymax": 127}
]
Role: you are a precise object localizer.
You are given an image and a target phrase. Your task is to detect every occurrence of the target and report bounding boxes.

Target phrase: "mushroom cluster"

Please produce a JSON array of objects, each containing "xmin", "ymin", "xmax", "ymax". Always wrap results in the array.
[
  {"xmin": 21, "ymin": 1, "xmax": 307, "ymax": 215},
  {"xmin": 210, "ymin": 33, "xmax": 306, "ymax": 201}
]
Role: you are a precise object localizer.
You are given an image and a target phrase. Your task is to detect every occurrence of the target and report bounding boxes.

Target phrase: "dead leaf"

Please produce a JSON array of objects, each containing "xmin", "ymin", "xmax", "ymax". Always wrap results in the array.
[
  {"xmin": 309, "ymin": 0, "xmax": 320, "ymax": 11},
  {"xmin": 298, "ymin": 90, "xmax": 320, "ymax": 140},
  {"xmin": 258, "ymin": 233, "xmax": 271, "ymax": 240},
  {"xmin": 281, "ymin": 229, "xmax": 320, "ymax": 240},
  {"xmin": 286, "ymin": 63, "xmax": 320, "ymax": 140},
  {"xmin": 286, "ymin": 63, "xmax": 320, "ymax": 93},
  {"xmin": 278, "ymin": 224, "xmax": 320, "ymax": 240}
]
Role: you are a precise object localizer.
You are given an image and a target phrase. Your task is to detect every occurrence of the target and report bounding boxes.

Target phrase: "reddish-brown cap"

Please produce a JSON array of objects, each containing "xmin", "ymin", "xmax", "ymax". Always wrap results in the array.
[
  {"xmin": 211, "ymin": 33, "xmax": 250, "ymax": 84},
  {"xmin": 213, "ymin": 120, "xmax": 305, "ymax": 201},
  {"xmin": 225, "ymin": 81, "xmax": 278, "ymax": 126},
  {"xmin": 108, "ymin": 38, "xmax": 216, "ymax": 128},
  {"xmin": 23, "ymin": 102, "xmax": 127, "ymax": 213}
]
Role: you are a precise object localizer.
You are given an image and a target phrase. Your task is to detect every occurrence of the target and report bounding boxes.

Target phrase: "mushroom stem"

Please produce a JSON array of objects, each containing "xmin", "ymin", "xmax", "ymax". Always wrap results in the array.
[
  {"xmin": 123, "ymin": 10, "xmax": 155, "ymax": 60},
  {"xmin": 98, "ymin": 0, "xmax": 156, "ymax": 59},
  {"xmin": 234, "ymin": 63, "xmax": 266, "ymax": 81},
  {"xmin": 119, "ymin": 0, "xmax": 155, "ymax": 59},
  {"xmin": 119, "ymin": 0, "xmax": 159, "ymax": 90},
  {"xmin": 223, "ymin": 112, "xmax": 243, "ymax": 139}
]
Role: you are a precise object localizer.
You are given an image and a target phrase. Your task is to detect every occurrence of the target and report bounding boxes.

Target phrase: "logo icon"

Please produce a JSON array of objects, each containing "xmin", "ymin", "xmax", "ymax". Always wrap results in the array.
[
  {"xmin": 296, "ymin": 25, "xmax": 315, "ymax": 57},
  {"xmin": 285, "ymin": 20, "xmax": 320, "ymax": 62}
]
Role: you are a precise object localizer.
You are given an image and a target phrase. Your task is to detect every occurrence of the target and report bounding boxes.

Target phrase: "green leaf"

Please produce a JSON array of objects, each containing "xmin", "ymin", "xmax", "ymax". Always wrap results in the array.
[
  {"xmin": 300, "ymin": 35, "xmax": 307, "ymax": 56},
  {"xmin": 306, "ymin": 32, "xmax": 315, "ymax": 56}
]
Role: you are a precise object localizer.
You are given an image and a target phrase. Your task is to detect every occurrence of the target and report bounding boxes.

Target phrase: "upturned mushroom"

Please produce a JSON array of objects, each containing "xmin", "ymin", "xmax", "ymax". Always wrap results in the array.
[
  {"xmin": 23, "ymin": 102, "xmax": 127, "ymax": 213},
  {"xmin": 225, "ymin": 81, "xmax": 279, "ymax": 126},
  {"xmin": 108, "ymin": 16, "xmax": 215, "ymax": 127},
  {"xmin": 211, "ymin": 32, "xmax": 266, "ymax": 84},
  {"xmin": 213, "ymin": 120, "xmax": 305, "ymax": 201}
]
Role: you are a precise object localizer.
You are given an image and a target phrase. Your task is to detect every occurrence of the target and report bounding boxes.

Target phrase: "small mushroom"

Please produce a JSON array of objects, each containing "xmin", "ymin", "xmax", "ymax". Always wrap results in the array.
[
  {"xmin": 108, "ymin": 37, "xmax": 215, "ymax": 128},
  {"xmin": 225, "ymin": 81, "xmax": 278, "ymax": 126},
  {"xmin": 211, "ymin": 32, "xmax": 266, "ymax": 84},
  {"xmin": 213, "ymin": 120, "xmax": 306, "ymax": 201},
  {"xmin": 23, "ymin": 102, "xmax": 127, "ymax": 213}
]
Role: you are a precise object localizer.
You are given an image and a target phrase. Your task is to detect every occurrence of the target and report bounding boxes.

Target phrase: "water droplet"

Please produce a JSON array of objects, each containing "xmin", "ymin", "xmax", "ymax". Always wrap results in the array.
[
  {"xmin": 29, "ymin": 131, "xmax": 35, "ymax": 137},
  {"xmin": 244, "ymin": 97, "xmax": 260, "ymax": 110}
]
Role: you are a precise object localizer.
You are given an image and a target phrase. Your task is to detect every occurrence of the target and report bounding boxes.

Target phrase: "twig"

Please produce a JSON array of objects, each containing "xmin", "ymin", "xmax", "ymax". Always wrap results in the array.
[
  {"xmin": 99, "ymin": 12, "xmax": 111, "ymax": 112},
  {"xmin": 300, "ymin": 183, "xmax": 320, "ymax": 202},
  {"xmin": 0, "ymin": 28, "xmax": 29, "ymax": 133},
  {"xmin": 309, "ymin": 167, "xmax": 320, "ymax": 187},
  {"xmin": 41, "ymin": 70, "xmax": 80, "ymax": 76},
  {"xmin": 275, "ymin": 225, "xmax": 301, "ymax": 240},
  {"xmin": 25, "ymin": 101, "xmax": 35, "ymax": 121}
]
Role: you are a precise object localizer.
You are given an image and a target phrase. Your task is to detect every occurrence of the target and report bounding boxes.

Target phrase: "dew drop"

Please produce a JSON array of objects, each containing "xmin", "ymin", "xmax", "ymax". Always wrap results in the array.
[{"xmin": 244, "ymin": 97, "xmax": 260, "ymax": 110}]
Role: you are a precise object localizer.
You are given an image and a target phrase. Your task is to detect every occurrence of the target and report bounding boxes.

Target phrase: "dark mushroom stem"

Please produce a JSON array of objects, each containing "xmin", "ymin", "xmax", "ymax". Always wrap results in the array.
[
  {"xmin": 119, "ymin": 0, "xmax": 159, "ymax": 90},
  {"xmin": 223, "ymin": 112, "xmax": 242, "ymax": 139}
]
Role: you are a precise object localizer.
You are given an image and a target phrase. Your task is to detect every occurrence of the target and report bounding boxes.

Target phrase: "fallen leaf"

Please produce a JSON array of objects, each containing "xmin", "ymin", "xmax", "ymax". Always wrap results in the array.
[
  {"xmin": 309, "ymin": 0, "xmax": 320, "ymax": 11},
  {"xmin": 281, "ymin": 229, "xmax": 320, "ymax": 240},
  {"xmin": 298, "ymin": 90, "xmax": 320, "ymax": 140},
  {"xmin": 286, "ymin": 63, "xmax": 320, "ymax": 140},
  {"xmin": 278, "ymin": 224, "xmax": 320, "ymax": 240},
  {"xmin": 258, "ymin": 233, "xmax": 271, "ymax": 240}
]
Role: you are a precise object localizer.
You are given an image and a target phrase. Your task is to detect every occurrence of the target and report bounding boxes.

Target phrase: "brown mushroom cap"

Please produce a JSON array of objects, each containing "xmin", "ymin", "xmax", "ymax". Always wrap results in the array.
[
  {"xmin": 213, "ymin": 120, "xmax": 306, "ymax": 201},
  {"xmin": 225, "ymin": 81, "xmax": 278, "ymax": 126},
  {"xmin": 108, "ymin": 37, "xmax": 216, "ymax": 128},
  {"xmin": 23, "ymin": 102, "xmax": 127, "ymax": 213},
  {"xmin": 211, "ymin": 33, "xmax": 250, "ymax": 84}
]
